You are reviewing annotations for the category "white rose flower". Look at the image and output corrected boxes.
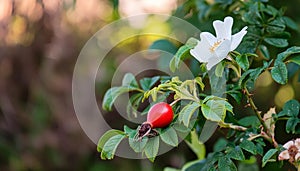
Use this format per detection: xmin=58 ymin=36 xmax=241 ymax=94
xmin=190 ymin=16 xmax=248 ymax=70
xmin=278 ymin=138 xmax=300 ymax=162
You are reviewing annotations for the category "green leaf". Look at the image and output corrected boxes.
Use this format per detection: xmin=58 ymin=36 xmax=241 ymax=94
xmin=101 ymin=134 xmax=126 ymax=160
xmin=262 ymin=149 xmax=278 ymax=167
xmin=149 ymin=39 xmax=177 ymax=54
xmin=238 ymin=116 xmax=260 ymax=127
xmin=280 ymin=99 xmax=300 ymax=117
xmin=102 ymin=86 xmax=134 ymax=111
xmin=226 ymin=146 xmax=245 ymax=161
xmin=139 ymin=76 xmax=160 ymax=91
xmin=124 ymin=125 xmax=149 ymax=153
xmin=144 ymin=136 xmax=160 ymax=162
xmin=240 ymin=140 xmax=257 ymax=155
xmin=124 ymin=125 xmax=135 ymax=135
xmin=164 ymin=167 xmax=181 ymax=171
xmin=173 ymin=122 xmax=190 ymax=133
xmin=195 ymin=77 xmax=205 ymax=91
xmin=160 ymin=127 xmax=178 ymax=147
xmin=169 ymin=38 xmax=198 ymax=72
xmin=182 ymin=159 xmax=206 ymax=171
xmin=201 ymin=100 xmax=226 ymax=122
xmin=215 ymin=62 xmax=225 ymax=77
xmin=129 ymin=136 xmax=148 ymax=153
xmin=264 ymin=38 xmax=288 ymax=48
xmin=286 ymin=117 xmax=300 ymax=134
xmin=258 ymin=45 xmax=270 ymax=60
xmin=122 ymin=73 xmax=138 ymax=88
xmin=218 ymin=157 xmax=237 ymax=171
xmin=266 ymin=18 xmax=285 ymax=33
xmin=271 ymin=61 xmax=287 ymax=84
xmin=178 ymin=102 xmax=200 ymax=127
xmin=289 ymin=55 xmax=300 ymax=65
xmin=97 ymin=129 xmax=125 ymax=152
xmin=236 ymin=54 xmax=250 ymax=71
xmin=283 ymin=16 xmax=299 ymax=31
xmin=242 ymin=3 xmax=261 ymax=25
xmin=227 ymin=90 xmax=242 ymax=104
xmin=213 ymin=138 xmax=228 ymax=152
xmin=277 ymin=46 xmax=300 ymax=61
xmin=239 ymin=61 xmax=271 ymax=88
xmin=126 ymin=93 xmax=143 ymax=118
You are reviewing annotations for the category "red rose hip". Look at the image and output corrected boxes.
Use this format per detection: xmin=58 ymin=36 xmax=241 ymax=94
xmin=146 ymin=102 xmax=174 ymax=128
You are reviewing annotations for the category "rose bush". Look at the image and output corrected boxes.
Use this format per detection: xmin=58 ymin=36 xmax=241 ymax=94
xmin=97 ymin=0 xmax=300 ymax=170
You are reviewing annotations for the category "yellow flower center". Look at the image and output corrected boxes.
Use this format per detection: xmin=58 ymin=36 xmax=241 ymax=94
xmin=209 ymin=40 xmax=222 ymax=52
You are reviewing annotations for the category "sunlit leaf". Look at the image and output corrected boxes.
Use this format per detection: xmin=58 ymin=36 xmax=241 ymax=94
xmin=122 ymin=73 xmax=138 ymax=88
xmin=170 ymin=38 xmax=198 ymax=72
xmin=97 ymin=129 xmax=125 ymax=152
xmin=102 ymin=86 xmax=139 ymax=111
xmin=139 ymin=76 xmax=160 ymax=91
xmin=178 ymin=102 xmax=200 ymax=127
xmin=201 ymin=100 xmax=226 ymax=122
xmin=101 ymin=134 xmax=126 ymax=160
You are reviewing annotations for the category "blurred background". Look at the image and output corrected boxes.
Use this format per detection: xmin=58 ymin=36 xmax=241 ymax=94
xmin=0 ymin=0 xmax=299 ymax=171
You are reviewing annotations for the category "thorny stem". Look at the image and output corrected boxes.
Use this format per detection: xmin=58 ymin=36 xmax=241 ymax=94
xmin=244 ymin=88 xmax=278 ymax=147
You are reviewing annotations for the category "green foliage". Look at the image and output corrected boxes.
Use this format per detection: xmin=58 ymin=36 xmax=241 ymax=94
xmin=201 ymin=97 xmax=233 ymax=122
xmin=270 ymin=46 xmax=300 ymax=84
xmin=178 ymin=102 xmax=201 ymax=127
xmin=97 ymin=130 xmax=126 ymax=160
xmin=277 ymin=100 xmax=300 ymax=133
xmin=159 ymin=127 xmax=178 ymax=147
xmin=218 ymin=157 xmax=237 ymax=171
xmin=262 ymin=149 xmax=278 ymax=167
xmin=170 ymin=38 xmax=198 ymax=72
xmin=144 ymin=136 xmax=160 ymax=162
xmin=98 ymin=0 xmax=300 ymax=170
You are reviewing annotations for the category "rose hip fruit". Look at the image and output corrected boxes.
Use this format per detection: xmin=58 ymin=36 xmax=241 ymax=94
xmin=145 ymin=102 xmax=174 ymax=128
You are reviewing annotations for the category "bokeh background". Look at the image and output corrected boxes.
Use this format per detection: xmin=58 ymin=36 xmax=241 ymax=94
xmin=0 ymin=0 xmax=299 ymax=171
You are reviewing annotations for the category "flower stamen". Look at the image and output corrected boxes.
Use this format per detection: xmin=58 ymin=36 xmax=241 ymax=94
xmin=209 ymin=41 xmax=222 ymax=52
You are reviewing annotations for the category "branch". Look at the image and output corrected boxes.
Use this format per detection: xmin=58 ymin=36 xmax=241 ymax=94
xmin=244 ymin=88 xmax=269 ymax=134
xmin=219 ymin=122 xmax=247 ymax=131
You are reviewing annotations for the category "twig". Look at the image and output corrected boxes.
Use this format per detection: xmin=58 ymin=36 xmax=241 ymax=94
xmin=244 ymin=88 xmax=269 ymax=134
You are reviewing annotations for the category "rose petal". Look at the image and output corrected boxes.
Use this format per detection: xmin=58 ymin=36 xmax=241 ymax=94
xmin=283 ymin=140 xmax=294 ymax=149
xmin=230 ymin=26 xmax=248 ymax=51
xmin=213 ymin=16 xmax=233 ymax=40
xmin=206 ymin=55 xmax=222 ymax=70
xmin=190 ymin=38 xmax=212 ymax=63
xmin=295 ymin=138 xmax=300 ymax=149
xmin=200 ymin=32 xmax=217 ymax=46
xmin=214 ymin=39 xmax=231 ymax=59
xmin=278 ymin=150 xmax=290 ymax=160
